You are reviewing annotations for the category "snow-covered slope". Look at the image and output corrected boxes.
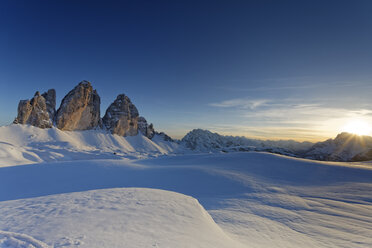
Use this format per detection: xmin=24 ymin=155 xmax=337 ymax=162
xmin=0 ymin=188 xmax=242 ymax=248
xmin=0 ymin=124 xmax=180 ymax=166
xmin=181 ymin=129 xmax=313 ymax=155
xmin=1 ymin=153 xmax=372 ymax=247
xmin=1 ymin=125 xmax=372 ymax=247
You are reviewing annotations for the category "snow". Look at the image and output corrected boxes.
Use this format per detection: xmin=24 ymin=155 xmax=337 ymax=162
xmin=1 ymin=125 xmax=372 ymax=247
xmin=0 ymin=124 xmax=179 ymax=166
xmin=0 ymin=188 xmax=242 ymax=248
xmin=181 ymin=129 xmax=313 ymax=155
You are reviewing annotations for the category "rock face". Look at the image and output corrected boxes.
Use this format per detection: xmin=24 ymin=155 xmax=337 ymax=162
xmin=138 ymin=116 xmax=155 ymax=139
xmin=13 ymin=80 xmax=168 ymax=140
xmin=41 ymin=89 xmax=56 ymax=121
xmin=13 ymin=91 xmax=53 ymax=128
xmin=102 ymin=94 xmax=139 ymax=136
xmin=55 ymin=81 xmax=101 ymax=131
xmin=156 ymin=131 xmax=173 ymax=142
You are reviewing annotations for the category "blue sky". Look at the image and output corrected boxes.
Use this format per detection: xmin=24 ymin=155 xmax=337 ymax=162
xmin=1 ymin=0 xmax=372 ymax=140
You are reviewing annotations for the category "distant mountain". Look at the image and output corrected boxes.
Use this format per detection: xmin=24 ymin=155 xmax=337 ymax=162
xmin=304 ymin=132 xmax=372 ymax=162
xmin=180 ymin=129 xmax=372 ymax=162
xmin=180 ymin=129 xmax=313 ymax=156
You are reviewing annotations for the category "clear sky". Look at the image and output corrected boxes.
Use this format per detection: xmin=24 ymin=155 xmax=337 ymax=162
xmin=1 ymin=0 xmax=372 ymax=141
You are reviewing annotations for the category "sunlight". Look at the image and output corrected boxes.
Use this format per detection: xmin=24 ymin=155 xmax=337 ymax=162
xmin=342 ymin=120 xmax=371 ymax=136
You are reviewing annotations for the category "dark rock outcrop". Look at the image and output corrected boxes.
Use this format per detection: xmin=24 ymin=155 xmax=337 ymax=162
xmin=138 ymin=116 xmax=155 ymax=139
xmin=41 ymin=89 xmax=56 ymax=122
xmin=351 ymin=148 xmax=372 ymax=162
xmin=102 ymin=94 xmax=139 ymax=136
xmin=13 ymin=91 xmax=53 ymax=128
xmin=156 ymin=131 xmax=173 ymax=142
xmin=55 ymin=81 xmax=101 ymax=131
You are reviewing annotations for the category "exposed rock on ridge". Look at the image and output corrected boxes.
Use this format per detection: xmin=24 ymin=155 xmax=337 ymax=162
xmin=42 ymin=89 xmax=56 ymax=121
xmin=102 ymin=94 xmax=139 ymax=136
xmin=13 ymin=90 xmax=54 ymax=128
xmin=55 ymin=81 xmax=101 ymax=131
xmin=138 ymin=116 xmax=155 ymax=139
xmin=155 ymin=131 xmax=173 ymax=142
xmin=13 ymin=80 xmax=168 ymax=140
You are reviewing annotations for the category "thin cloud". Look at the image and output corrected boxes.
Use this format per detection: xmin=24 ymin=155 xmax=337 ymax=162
xmin=209 ymin=98 xmax=269 ymax=109
xmin=206 ymin=97 xmax=372 ymax=141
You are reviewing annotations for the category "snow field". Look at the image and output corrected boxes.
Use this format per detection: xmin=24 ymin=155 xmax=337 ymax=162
xmin=1 ymin=125 xmax=372 ymax=247
xmin=0 ymin=188 xmax=243 ymax=248
xmin=0 ymin=125 xmax=180 ymax=167
xmin=1 ymin=153 xmax=372 ymax=247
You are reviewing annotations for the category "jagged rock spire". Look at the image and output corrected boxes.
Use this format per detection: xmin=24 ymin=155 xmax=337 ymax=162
xmin=13 ymin=89 xmax=55 ymax=128
xmin=55 ymin=81 xmax=101 ymax=131
xmin=102 ymin=94 xmax=139 ymax=136
xmin=13 ymin=80 xmax=166 ymax=140
xmin=42 ymin=89 xmax=56 ymax=121
xmin=138 ymin=116 xmax=155 ymax=139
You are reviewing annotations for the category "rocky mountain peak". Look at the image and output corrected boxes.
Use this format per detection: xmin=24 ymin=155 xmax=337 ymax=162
xmin=55 ymin=81 xmax=101 ymax=131
xmin=79 ymin=80 xmax=91 ymax=86
xmin=13 ymin=80 xmax=166 ymax=140
xmin=102 ymin=94 xmax=139 ymax=136
xmin=13 ymin=90 xmax=54 ymax=128
xmin=42 ymin=89 xmax=56 ymax=122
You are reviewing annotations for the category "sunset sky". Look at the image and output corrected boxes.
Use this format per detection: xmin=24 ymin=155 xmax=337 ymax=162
xmin=1 ymin=0 xmax=372 ymax=141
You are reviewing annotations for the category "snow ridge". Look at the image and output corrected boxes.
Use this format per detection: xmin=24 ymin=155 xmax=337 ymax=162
xmin=0 ymin=230 xmax=51 ymax=248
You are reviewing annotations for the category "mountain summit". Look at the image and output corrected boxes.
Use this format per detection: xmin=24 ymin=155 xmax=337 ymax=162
xmin=13 ymin=81 xmax=159 ymax=139
xmin=56 ymin=81 xmax=101 ymax=131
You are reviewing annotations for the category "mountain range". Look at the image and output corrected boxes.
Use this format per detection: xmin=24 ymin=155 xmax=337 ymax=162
xmin=2 ymin=81 xmax=372 ymax=247
xmin=181 ymin=129 xmax=372 ymax=162
xmin=13 ymin=80 xmax=171 ymax=141
xmin=7 ymin=80 xmax=372 ymax=163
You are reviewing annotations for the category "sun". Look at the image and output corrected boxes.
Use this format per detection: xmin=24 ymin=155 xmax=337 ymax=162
xmin=341 ymin=120 xmax=371 ymax=136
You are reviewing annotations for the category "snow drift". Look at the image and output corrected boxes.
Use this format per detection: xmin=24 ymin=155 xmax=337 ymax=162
xmin=0 ymin=188 xmax=243 ymax=248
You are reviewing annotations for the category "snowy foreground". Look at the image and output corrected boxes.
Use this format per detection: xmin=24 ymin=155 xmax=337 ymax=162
xmin=0 ymin=188 xmax=241 ymax=248
xmin=1 ymin=126 xmax=372 ymax=247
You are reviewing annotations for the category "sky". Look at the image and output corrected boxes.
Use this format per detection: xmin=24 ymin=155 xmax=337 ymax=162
xmin=1 ymin=0 xmax=372 ymax=141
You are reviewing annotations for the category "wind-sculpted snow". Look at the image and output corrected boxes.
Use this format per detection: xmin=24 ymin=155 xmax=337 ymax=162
xmin=0 ymin=188 xmax=243 ymax=248
xmin=0 ymin=231 xmax=51 ymax=248
xmin=1 ymin=153 xmax=372 ymax=247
